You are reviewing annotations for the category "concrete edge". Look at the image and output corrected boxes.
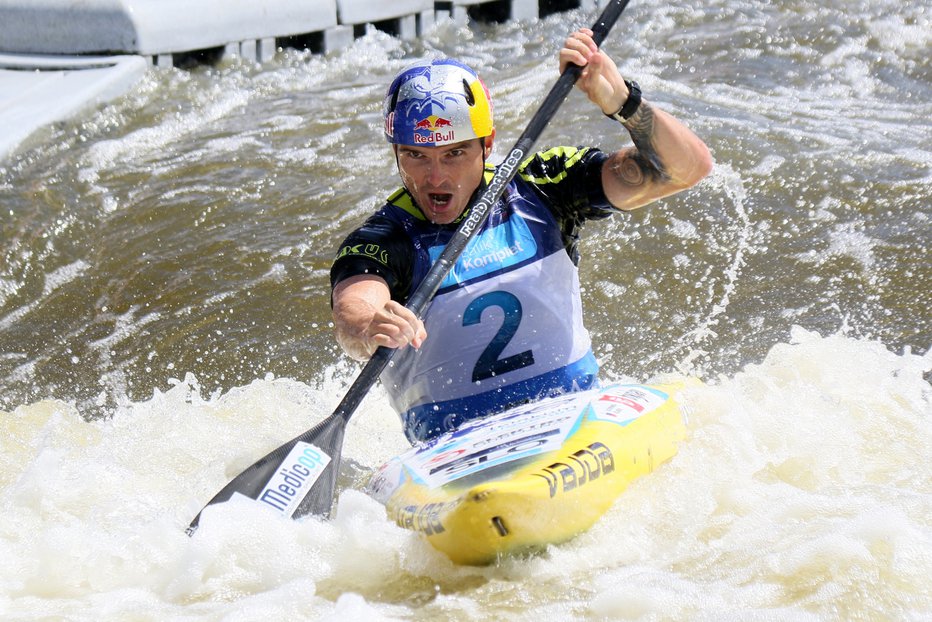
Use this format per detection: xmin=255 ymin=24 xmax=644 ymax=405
xmin=0 ymin=54 xmax=147 ymax=161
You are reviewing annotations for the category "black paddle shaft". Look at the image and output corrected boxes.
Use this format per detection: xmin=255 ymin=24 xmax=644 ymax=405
xmin=187 ymin=0 xmax=632 ymax=533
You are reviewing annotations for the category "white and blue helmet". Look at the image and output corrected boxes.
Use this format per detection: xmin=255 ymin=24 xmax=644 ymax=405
xmin=383 ymin=58 xmax=494 ymax=147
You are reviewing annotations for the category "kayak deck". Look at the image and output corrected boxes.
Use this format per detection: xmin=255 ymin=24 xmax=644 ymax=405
xmin=367 ymin=382 xmax=690 ymax=565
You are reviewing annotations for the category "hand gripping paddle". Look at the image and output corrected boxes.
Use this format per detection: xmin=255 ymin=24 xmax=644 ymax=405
xmin=187 ymin=0 xmax=632 ymax=535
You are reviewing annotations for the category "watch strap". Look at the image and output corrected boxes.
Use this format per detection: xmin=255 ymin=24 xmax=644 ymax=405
xmin=606 ymin=80 xmax=642 ymax=123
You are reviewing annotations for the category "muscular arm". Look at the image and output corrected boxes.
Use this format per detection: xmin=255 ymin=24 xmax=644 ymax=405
xmin=560 ymin=28 xmax=713 ymax=211
xmin=331 ymin=274 xmax=426 ymax=361
xmin=601 ymin=102 xmax=712 ymax=210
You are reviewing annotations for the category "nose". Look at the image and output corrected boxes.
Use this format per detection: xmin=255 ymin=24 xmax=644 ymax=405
xmin=425 ymin=159 xmax=446 ymax=186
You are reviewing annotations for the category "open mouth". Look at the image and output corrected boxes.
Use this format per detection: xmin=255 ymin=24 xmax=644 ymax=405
xmin=428 ymin=193 xmax=453 ymax=209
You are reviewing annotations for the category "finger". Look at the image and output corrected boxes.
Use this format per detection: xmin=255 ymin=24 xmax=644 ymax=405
xmin=411 ymin=323 xmax=427 ymax=349
xmin=371 ymin=321 xmax=414 ymax=349
xmin=385 ymin=303 xmax=424 ymax=337
xmin=560 ymin=32 xmax=600 ymax=74
xmin=559 ymin=48 xmax=586 ymax=72
xmin=569 ymin=29 xmax=597 ymax=54
xmin=374 ymin=302 xmax=423 ymax=349
xmin=563 ymin=34 xmax=593 ymax=57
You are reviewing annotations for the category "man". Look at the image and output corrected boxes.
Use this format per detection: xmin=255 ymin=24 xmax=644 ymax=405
xmin=330 ymin=28 xmax=712 ymax=443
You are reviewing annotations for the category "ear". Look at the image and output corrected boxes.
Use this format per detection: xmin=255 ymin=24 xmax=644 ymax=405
xmin=483 ymin=129 xmax=496 ymax=158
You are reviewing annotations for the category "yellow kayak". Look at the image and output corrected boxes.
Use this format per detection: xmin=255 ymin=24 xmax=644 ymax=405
xmin=366 ymin=382 xmax=691 ymax=565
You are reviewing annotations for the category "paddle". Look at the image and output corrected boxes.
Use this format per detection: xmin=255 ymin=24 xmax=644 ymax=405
xmin=186 ymin=0 xmax=632 ymax=536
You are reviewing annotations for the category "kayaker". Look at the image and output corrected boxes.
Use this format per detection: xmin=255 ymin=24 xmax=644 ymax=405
xmin=330 ymin=28 xmax=712 ymax=443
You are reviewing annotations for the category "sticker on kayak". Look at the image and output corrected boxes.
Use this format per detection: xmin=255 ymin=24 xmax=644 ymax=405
xmin=590 ymin=385 xmax=669 ymax=425
xmin=256 ymin=441 xmax=331 ymax=518
xmin=405 ymin=394 xmax=586 ymax=488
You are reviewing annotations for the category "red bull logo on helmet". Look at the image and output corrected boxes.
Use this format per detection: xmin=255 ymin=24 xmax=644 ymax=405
xmin=413 ymin=115 xmax=455 ymax=144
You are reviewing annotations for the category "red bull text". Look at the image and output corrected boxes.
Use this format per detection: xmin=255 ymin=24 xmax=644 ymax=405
xmin=414 ymin=115 xmax=456 ymax=144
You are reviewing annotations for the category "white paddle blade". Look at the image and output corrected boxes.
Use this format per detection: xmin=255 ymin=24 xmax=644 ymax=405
xmin=186 ymin=414 xmax=346 ymax=535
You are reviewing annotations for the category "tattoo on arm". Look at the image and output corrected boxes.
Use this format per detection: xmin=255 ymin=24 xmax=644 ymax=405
xmin=609 ymin=103 xmax=669 ymax=187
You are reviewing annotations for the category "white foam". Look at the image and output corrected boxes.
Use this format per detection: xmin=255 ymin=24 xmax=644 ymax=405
xmin=1 ymin=332 xmax=929 ymax=619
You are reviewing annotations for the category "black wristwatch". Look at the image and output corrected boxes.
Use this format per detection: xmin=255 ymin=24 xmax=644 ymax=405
xmin=606 ymin=80 xmax=642 ymax=123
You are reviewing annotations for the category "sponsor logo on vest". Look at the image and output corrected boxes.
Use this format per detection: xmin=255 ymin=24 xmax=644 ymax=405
xmin=258 ymin=442 xmax=331 ymax=517
xmin=430 ymin=209 xmax=536 ymax=287
xmin=461 ymin=240 xmax=525 ymax=270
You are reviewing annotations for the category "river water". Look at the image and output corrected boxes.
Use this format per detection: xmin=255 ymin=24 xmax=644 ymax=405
xmin=1 ymin=1 xmax=930 ymax=620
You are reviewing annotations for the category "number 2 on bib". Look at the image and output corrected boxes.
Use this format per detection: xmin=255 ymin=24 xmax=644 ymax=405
xmin=463 ymin=291 xmax=535 ymax=382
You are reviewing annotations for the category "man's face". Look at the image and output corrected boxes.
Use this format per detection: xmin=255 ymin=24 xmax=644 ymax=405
xmin=395 ymin=135 xmax=494 ymax=225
